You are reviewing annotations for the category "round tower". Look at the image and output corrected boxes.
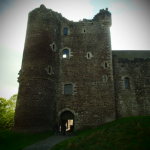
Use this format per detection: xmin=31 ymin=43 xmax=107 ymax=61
xmin=93 ymin=8 xmax=112 ymax=27
xmin=14 ymin=5 xmax=61 ymax=132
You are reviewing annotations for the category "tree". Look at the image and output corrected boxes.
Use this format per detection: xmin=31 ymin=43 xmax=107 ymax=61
xmin=0 ymin=94 xmax=17 ymax=129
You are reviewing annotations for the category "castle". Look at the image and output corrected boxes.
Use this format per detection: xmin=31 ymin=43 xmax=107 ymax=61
xmin=14 ymin=5 xmax=150 ymax=132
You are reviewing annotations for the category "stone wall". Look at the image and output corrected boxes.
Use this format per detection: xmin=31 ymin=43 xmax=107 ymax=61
xmin=14 ymin=5 xmax=150 ymax=133
xmin=14 ymin=5 xmax=116 ymax=132
xmin=56 ymin=9 xmax=116 ymax=130
xmin=113 ymin=51 xmax=150 ymax=118
xmin=14 ymin=5 xmax=62 ymax=132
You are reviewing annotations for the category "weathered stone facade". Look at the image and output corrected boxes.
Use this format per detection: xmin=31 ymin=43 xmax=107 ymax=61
xmin=14 ymin=5 xmax=150 ymax=132
xmin=113 ymin=51 xmax=150 ymax=117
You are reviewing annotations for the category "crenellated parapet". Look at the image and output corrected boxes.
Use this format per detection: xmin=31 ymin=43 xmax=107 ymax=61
xmin=93 ymin=8 xmax=112 ymax=27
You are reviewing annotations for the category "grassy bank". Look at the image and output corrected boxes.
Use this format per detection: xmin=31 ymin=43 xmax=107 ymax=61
xmin=0 ymin=129 xmax=52 ymax=150
xmin=52 ymin=116 xmax=150 ymax=150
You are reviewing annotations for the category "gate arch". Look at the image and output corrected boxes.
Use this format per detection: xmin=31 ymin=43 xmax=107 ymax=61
xmin=59 ymin=110 xmax=75 ymax=134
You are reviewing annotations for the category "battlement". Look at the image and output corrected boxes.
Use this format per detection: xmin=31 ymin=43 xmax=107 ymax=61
xmin=93 ymin=8 xmax=112 ymax=26
xmin=29 ymin=5 xmax=111 ymax=27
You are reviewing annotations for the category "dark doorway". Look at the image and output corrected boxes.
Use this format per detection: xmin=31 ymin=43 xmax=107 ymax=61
xmin=59 ymin=111 xmax=74 ymax=135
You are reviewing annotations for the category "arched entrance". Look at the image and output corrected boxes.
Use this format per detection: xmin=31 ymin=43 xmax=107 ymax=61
xmin=59 ymin=111 xmax=74 ymax=135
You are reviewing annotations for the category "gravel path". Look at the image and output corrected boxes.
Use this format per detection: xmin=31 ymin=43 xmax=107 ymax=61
xmin=23 ymin=135 xmax=72 ymax=150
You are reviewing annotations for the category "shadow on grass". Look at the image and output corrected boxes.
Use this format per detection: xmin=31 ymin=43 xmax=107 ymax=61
xmin=0 ymin=129 xmax=52 ymax=150
xmin=51 ymin=116 xmax=150 ymax=150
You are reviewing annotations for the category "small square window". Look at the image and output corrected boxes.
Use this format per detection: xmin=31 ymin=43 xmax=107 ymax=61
xmin=64 ymin=84 xmax=73 ymax=95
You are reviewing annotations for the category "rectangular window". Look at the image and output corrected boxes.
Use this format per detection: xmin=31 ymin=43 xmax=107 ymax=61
xmin=124 ymin=77 xmax=130 ymax=89
xmin=64 ymin=84 xmax=73 ymax=95
xmin=63 ymin=27 xmax=68 ymax=35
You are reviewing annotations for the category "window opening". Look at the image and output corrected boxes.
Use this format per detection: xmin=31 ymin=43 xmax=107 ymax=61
xmin=86 ymin=52 xmax=93 ymax=59
xmin=63 ymin=27 xmax=68 ymax=35
xmin=50 ymin=42 xmax=56 ymax=52
xmin=45 ymin=65 xmax=54 ymax=75
xmin=102 ymin=75 xmax=108 ymax=82
xmin=105 ymin=62 xmax=108 ymax=68
xmin=124 ymin=77 xmax=130 ymax=89
xmin=64 ymin=84 xmax=73 ymax=95
xmin=62 ymin=49 xmax=69 ymax=59
xmin=52 ymin=44 xmax=55 ymax=50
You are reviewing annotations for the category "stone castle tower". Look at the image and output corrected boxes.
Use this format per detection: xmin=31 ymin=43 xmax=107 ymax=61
xmin=14 ymin=5 xmax=150 ymax=132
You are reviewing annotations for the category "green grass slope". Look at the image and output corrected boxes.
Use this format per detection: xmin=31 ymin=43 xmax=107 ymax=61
xmin=0 ymin=130 xmax=52 ymax=150
xmin=52 ymin=116 xmax=150 ymax=150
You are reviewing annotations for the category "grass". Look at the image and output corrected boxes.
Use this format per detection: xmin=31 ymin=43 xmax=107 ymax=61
xmin=51 ymin=116 xmax=150 ymax=150
xmin=0 ymin=129 xmax=52 ymax=150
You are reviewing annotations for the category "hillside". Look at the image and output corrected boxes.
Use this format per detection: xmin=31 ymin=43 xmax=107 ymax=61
xmin=51 ymin=116 xmax=150 ymax=150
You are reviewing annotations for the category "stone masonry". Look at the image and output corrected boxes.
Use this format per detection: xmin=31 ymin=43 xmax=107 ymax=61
xmin=14 ymin=5 xmax=150 ymax=132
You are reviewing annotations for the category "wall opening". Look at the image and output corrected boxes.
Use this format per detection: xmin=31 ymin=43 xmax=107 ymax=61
xmin=124 ymin=77 xmax=130 ymax=89
xmin=59 ymin=111 xmax=74 ymax=135
xmin=86 ymin=52 xmax=93 ymax=59
xmin=64 ymin=84 xmax=73 ymax=95
xmin=105 ymin=62 xmax=108 ymax=68
xmin=50 ymin=42 xmax=56 ymax=52
xmin=62 ymin=49 xmax=69 ymax=59
xmin=63 ymin=27 xmax=69 ymax=35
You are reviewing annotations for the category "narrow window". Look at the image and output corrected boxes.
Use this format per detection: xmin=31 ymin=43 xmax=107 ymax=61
xmin=50 ymin=42 xmax=56 ymax=52
xmin=86 ymin=52 xmax=93 ymax=59
xmin=45 ymin=65 xmax=54 ymax=75
xmin=62 ymin=49 xmax=69 ymax=59
xmin=124 ymin=77 xmax=130 ymax=89
xmin=52 ymin=44 xmax=55 ymax=50
xmin=63 ymin=27 xmax=68 ymax=35
xmin=105 ymin=62 xmax=108 ymax=68
xmin=64 ymin=84 xmax=73 ymax=95
xmin=102 ymin=75 xmax=108 ymax=82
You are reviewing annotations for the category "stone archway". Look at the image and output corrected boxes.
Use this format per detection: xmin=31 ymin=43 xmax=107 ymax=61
xmin=59 ymin=111 xmax=74 ymax=134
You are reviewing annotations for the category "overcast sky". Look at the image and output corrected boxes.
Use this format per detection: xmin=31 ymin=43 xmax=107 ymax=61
xmin=0 ymin=0 xmax=150 ymax=98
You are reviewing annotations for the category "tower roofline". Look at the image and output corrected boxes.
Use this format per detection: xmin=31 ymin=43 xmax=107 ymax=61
xmin=29 ymin=5 xmax=111 ymax=24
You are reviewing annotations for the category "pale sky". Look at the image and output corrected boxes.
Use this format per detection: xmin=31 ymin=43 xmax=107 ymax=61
xmin=0 ymin=0 xmax=150 ymax=98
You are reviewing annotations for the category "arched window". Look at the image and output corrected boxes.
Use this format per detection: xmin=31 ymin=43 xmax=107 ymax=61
xmin=63 ymin=27 xmax=68 ymax=35
xmin=124 ymin=77 xmax=130 ymax=89
xmin=62 ymin=49 xmax=69 ymax=59
xmin=64 ymin=84 xmax=73 ymax=95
